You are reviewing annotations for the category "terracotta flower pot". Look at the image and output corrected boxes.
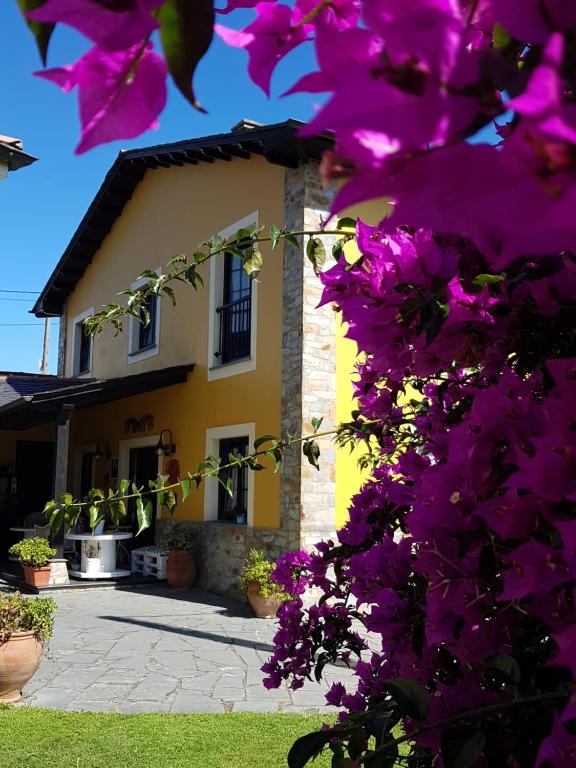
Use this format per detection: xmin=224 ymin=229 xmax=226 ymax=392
xmin=246 ymin=581 xmax=282 ymax=619
xmin=166 ymin=549 xmax=196 ymax=589
xmin=23 ymin=565 xmax=51 ymax=588
xmin=0 ymin=631 xmax=43 ymax=702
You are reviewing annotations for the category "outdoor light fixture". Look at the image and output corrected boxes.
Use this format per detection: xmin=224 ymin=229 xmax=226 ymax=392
xmin=155 ymin=429 xmax=176 ymax=457
xmin=93 ymin=439 xmax=110 ymax=460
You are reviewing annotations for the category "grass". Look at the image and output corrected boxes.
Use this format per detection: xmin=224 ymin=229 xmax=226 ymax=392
xmin=0 ymin=708 xmax=333 ymax=768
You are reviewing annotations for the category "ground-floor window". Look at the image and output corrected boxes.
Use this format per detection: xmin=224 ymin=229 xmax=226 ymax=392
xmin=217 ymin=436 xmax=249 ymax=524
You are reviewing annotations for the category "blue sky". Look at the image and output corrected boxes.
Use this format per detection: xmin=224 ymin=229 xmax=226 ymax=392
xmin=0 ymin=3 xmax=320 ymax=374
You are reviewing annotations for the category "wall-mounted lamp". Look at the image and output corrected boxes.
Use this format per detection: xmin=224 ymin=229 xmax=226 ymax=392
xmin=93 ymin=439 xmax=110 ymax=460
xmin=155 ymin=429 xmax=176 ymax=457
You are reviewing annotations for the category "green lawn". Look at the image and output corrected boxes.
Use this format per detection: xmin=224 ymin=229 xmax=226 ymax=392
xmin=0 ymin=708 xmax=333 ymax=768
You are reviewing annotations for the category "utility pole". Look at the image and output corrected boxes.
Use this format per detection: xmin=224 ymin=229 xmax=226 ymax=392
xmin=40 ymin=317 xmax=50 ymax=374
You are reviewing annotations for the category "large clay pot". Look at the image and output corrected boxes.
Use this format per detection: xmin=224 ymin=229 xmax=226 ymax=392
xmin=0 ymin=632 xmax=43 ymax=702
xmin=246 ymin=581 xmax=282 ymax=619
xmin=166 ymin=549 xmax=196 ymax=589
xmin=23 ymin=565 xmax=51 ymax=588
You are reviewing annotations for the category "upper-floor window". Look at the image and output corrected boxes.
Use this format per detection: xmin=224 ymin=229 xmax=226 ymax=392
xmin=216 ymin=250 xmax=252 ymax=364
xmin=137 ymin=293 xmax=158 ymax=352
xmin=128 ymin=271 xmax=161 ymax=364
xmin=72 ymin=308 xmax=94 ymax=377
xmin=208 ymin=213 xmax=258 ymax=381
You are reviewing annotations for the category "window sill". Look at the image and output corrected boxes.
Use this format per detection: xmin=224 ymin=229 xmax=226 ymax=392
xmin=128 ymin=345 xmax=159 ymax=364
xmin=209 ymin=356 xmax=251 ymax=372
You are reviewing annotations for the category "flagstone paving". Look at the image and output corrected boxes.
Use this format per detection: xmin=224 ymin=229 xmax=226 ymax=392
xmin=20 ymin=586 xmax=356 ymax=714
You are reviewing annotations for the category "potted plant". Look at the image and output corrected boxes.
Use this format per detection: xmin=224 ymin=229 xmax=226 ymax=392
xmin=0 ymin=591 xmax=57 ymax=702
xmin=8 ymin=538 xmax=57 ymax=588
xmin=158 ymin=523 xmax=197 ymax=589
xmin=240 ymin=549 xmax=290 ymax=619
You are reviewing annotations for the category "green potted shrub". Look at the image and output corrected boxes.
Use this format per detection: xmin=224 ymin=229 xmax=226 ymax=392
xmin=240 ymin=549 xmax=290 ymax=618
xmin=0 ymin=591 xmax=57 ymax=702
xmin=158 ymin=523 xmax=197 ymax=589
xmin=8 ymin=537 xmax=56 ymax=588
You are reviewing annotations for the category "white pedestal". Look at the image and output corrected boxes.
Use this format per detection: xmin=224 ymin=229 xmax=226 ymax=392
xmin=65 ymin=533 xmax=133 ymax=580
xmin=48 ymin=558 xmax=70 ymax=586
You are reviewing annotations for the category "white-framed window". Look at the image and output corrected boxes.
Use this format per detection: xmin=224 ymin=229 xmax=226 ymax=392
xmin=71 ymin=307 xmax=94 ymax=377
xmin=128 ymin=269 xmax=161 ymax=364
xmin=207 ymin=212 xmax=258 ymax=381
xmin=204 ymin=423 xmax=255 ymax=526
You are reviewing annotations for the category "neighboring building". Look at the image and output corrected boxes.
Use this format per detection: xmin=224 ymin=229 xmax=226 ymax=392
xmin=0 ymin=119 xmax=365 ymax=596
xmin=0 ymin=135 xmax=37 ymax=179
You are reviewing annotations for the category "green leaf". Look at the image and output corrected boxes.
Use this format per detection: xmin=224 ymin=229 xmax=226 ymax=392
xmin=242 ymin=247 xmax=263 ymax=279
xmin=486 ymin=654 xmax=521 ymax=685
xmin=136 ymin=498 xmax=154 ymax=537
xmin=332 ymin=241 xmax=343 ymax=262
xmin=472 ymin=273 xmax=505 ymax=290
xmin=17 ymin=0 xmax=54 ymax=65
xmin=266 ymin=448 xmax=283 ymax=473
xmin=303 ymin=439 xmax=321 ymax=470
xmin=306 ymin=237 xmax=326 ymax=274
xmin=119 ymin=479 xmax=129 ymax=495
xmin=386 ymin=678 xmax=429 ymax=721
xmin=218 ymin=472 xmax=234 ymax=499
xmin=337 ymin=217 xmax=356 ymax=230
xmin=89 ymin=504 xmax=104 ymax=533
xmin=159 ymin=490 xmax=177 ymax=513
xmin=162 ymin=286 xmax=177 ymax=307
xmin=492 ymin=22 xmax=511 ymax=49
xmin=270 ymin=224 xmax=282 ymax=249
xmin=254 ymin=434 xmax=277 ymax=451
xmin=288 ymin=731 xmax=332 ymax=768
xmin=157 ymin=0 xmax=214 ymax=112
xmin=180 ymin=477 xmax=192 ymax=501
xmin=283 ymin=233 xmax=300 ymax=248
xmin=442 ymin=728 xmax=485 ymax=768
xmin=48 ymin=506 xmax=64 ymax=535
xmin=311 ymin=416 xmax=323 ymax=432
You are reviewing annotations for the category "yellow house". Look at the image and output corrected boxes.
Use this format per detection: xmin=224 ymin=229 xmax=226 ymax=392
xmin=0 ymin=119 xmax=363 ymax=595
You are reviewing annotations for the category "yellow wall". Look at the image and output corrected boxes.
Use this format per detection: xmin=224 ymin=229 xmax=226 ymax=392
xmin=65 ymin=155 xmax=285 ymax=382
xmin=64 ymin=156 xmax=286 ymax=529
xmin=68 ymin=378 xmax=281 ymax=528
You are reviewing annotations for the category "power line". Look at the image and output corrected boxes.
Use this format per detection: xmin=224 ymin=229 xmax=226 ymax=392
xmin=0 ymin=290 xmax=40 ymax=295
xmin=0 ymin=323 xmax=44 ymax=327
xmin=0 ymin=297 xmax=37 ymax=302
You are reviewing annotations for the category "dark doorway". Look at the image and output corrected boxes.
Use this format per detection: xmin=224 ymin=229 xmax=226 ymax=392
xmin=128 ymin=446 xmax=158 ymax=547
xmin=15 ymin=441 xmax=54 ymax=525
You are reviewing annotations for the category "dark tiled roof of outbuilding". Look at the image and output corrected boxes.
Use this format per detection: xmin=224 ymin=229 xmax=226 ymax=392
xmin=33 ymin=119 xmax=332 ymax=318
xmin=0 ymin=373 xmax=86 ymax=409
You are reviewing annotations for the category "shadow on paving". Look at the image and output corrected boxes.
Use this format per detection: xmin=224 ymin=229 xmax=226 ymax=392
xmin=115 ymin=585 xmax=254 ymax=618
xmin=99 ymin=615 xmax=275 ymax=654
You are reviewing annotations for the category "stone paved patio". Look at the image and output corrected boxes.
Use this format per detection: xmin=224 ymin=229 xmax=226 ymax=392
xmin=20 ymin=586 xmax=356 ymax=714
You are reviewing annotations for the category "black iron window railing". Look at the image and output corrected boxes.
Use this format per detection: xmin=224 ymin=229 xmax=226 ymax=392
xmin=216 ymin=295 xmax=251 ymax=363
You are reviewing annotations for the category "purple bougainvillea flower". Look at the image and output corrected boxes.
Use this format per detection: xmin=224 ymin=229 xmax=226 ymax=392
xmin=494 ymin=0 xmax=576 ymax=44
xmin=28 ymin=0 xmax=162 ymax=52
xmin=508 ymin=33 xmax=576 ymax=144
xmin=36 ymin=42 xmax=167 ymax=154
xmin=536 ymin=715 xmax=576 ymax=767
xmin=216 ymin=3 xmax=310 ymax=96
xmin=362 ymin=0 xmax=463 ymax=79
xmin=501 ymin=540 xmax=572 ymax=601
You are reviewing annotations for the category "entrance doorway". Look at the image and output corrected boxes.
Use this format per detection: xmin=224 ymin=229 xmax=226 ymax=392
xmin=128 ymin=445 xmax=158 ymax=547
xmin=119 ymin=436 xmax=162 ymax=550
xmin=14 ymin=441 xmax=54 ymax=524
